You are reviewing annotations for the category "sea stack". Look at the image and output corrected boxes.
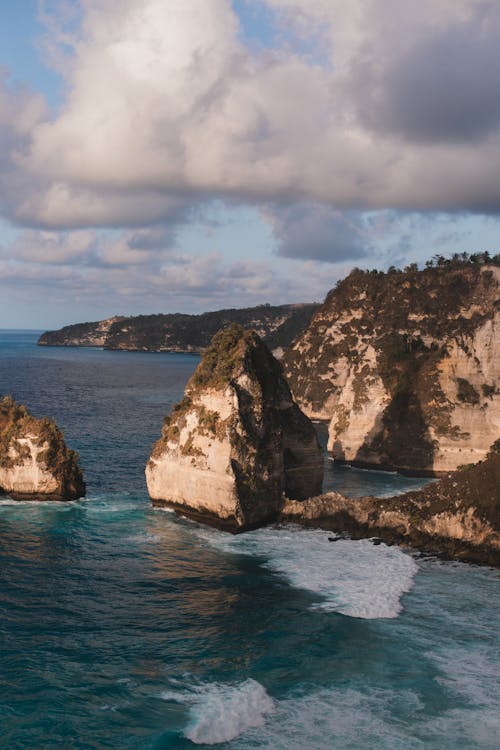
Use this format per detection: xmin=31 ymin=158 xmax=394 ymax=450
xmin=0 ymin=396 xmax=85 ymax=501
xmin=146 ymin=325 xmax=323 ymax=530
xmin=284 ymin=260 xmax=500 ymax=474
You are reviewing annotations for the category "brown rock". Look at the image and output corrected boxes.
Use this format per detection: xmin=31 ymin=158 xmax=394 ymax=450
xmin=146 ymin=325 xmax=323 ymax=530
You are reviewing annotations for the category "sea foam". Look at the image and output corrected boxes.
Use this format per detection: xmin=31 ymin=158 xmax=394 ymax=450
xmin=197 ymin=526 xmax=418 ymax=619
xmin=160 ymin=678 xmax=274 ymax=745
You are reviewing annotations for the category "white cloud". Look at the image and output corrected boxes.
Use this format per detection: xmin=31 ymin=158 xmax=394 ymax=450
xmin=0 ymin=0 xmax=496 ymax=234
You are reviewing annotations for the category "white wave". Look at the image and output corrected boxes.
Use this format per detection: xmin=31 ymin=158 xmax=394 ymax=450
xmin=160 ymin=678 xmax=274 ymax=745
xmin=232 ymin=683 xmax=500 ymax=750
xmin=429 ymin=646 xmax=500 ymax=710
xmin=197 ymin=526 xmax=418 ymax=619
xmin=234 ymin=686 xmax=423 ymax=750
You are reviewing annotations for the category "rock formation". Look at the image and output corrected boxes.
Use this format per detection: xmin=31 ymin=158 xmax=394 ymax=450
xmin=146 ymin=325 xmax=323 ymax=530
xmin=38 ymin=303 xmax=318 ymax=354
xmin=0 ymin=396 xmax=85 ymax=500
xmin=38 ymin=316 xmax=124 ymax=348
xmin=284 ymin=260 xmax=500 ymax=474
xmin=281 ymin=440 xmax=500 ymax=566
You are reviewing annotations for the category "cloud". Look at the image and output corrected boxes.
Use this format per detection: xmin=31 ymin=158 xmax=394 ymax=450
xmin=0 ymin=226 xmax=335 ymax=315
xmin=7 ymin=229 xmax=97 ymax=264
xmin=0 ymin=0 xmax=496 ymax=235
xmin=266 ymin=203 xmax=369 ymax=262
xmin=350 ymin=4 xmax=500 ymax=144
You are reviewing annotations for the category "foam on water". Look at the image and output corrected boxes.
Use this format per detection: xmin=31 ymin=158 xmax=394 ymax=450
xmin=429 ymin=645 xmax=500 ymax=711
xmin=160 ymin=678 xmax=274 ymax=745
xmin=197 ymin=525 xmax=418 ymax=619
xmin=235 ymin=686 xmax=423 ymax=750
xmin=233 ymin=682 xmax=500 ymax=750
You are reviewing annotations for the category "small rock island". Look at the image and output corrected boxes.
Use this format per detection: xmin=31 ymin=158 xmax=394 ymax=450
xmin=0 ymin=396 xmax=85 ymax=501
xmin=146 ymin=325 xmax=324 ymax=530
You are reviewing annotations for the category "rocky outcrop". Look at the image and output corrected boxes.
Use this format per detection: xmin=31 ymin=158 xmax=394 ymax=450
xmin=146 ymin=325 xmax=323 ymax=530
xmin=284 ymin=260 xmax=500 ymax=474
xmin=38 ymin=316 xmax=124 ymax=347
xmin=0 ymin=396 xmax=85 ymax=500
xmin=281 ymin=441 xmax=500 ymax=566
xmin=38 ymin=303 xmax=318 ymax=354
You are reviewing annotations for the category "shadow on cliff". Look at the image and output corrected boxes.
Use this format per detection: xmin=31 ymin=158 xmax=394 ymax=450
xmin=352 ymin=388 xmax=436 ymax=475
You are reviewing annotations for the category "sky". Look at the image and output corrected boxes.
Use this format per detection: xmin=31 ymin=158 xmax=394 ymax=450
xmin=1 ymin=0 xmax=499 ymax=329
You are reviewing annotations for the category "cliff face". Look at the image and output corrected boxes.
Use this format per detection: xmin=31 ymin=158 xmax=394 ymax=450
xmin=284 ymin=262 xmax=500 ymax=474
xmin=0 ymin=397 xmax=85 ymax=500
xmin=282 ymin=441 xmax=500 ymax=566
xmin=146 ymin=325 xmax=323 ymax=530
xmin=38 ymin=304 xmax=319 ymax=354
xmin=38 ymin=316 xmax=124 ymax=347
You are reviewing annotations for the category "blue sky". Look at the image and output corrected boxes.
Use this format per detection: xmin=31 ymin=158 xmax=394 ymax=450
xmin=0 ymin=0 xmax=499 ymax=329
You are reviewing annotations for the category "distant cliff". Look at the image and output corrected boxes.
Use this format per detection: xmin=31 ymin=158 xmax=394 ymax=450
xmin=0 ymin=396 xmax=85 ymax=500
xmin=284 ymin=259 xmax=500 ymax=474
xmin=38 ymin=304 xmax=319 ymax=353
xmin=282 ymin=440 xmax=500 ymax=566
xmin=146 ymin=325 xmax=323 ymax=530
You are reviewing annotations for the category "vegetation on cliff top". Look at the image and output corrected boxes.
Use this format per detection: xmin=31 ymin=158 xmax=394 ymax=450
xmin=39 ymin=303 xmax=319 ymax=352
xmin=284 ymin=257 xmax=499 ymax=470
xmin=387 ymin=439 xmax=500 ymax=526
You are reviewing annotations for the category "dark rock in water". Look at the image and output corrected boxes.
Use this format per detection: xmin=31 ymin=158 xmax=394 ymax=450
xmin=281 ymin=440 xmax=500 ymax=566
xmin=146 ymin=325 xmax=323 ymax=530
xmin=0 ymin=396 xmax=85 ymax=501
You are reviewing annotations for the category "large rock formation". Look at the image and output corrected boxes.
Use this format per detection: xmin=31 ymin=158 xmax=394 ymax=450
xmin=0 ymin=396 xmax=85 ymax=500
xmin=284 ymin=260 xmax=500 ymax=474
xmin=146 ymin=325 xmax=323 ymax=530
xmin=38 ymin=303 xmax=318 ymax=354
xmin=281 ymin=440 xmax=500 ymax=566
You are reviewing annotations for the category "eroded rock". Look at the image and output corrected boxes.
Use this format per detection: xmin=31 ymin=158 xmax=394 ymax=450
xmin=281 ymin=440 xmax=500 ymax=566
xmin=146 ymin=325 xmax=323 ymax=530
xmin=0 ymin=396 xmax=85 ymax=500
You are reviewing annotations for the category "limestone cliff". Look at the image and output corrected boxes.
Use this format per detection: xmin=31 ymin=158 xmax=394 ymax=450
xmin=284 ymin=260 xmax=500 ymax=474
xmin=146 ymin=325 xmax=323 ymax=530
xmin=281 ymin=440 xmax=500 ymax=566
xmin=0 ymin=396 xmax=85 ymax=500
xmin=38 ymin=316 xmax=124 ymax=347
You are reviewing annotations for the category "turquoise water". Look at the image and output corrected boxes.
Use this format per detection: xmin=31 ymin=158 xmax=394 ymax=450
xmin=0 ymin=331 xmax=498 ymax=749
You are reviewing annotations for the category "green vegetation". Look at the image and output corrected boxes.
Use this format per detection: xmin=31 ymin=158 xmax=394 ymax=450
xmin=284 ymin=257 xmax=498 ymax=469
xmin=190 ymin=325 xmax=247 ymax=389
xmin=40 ymin=303 xmax=319 ymax=352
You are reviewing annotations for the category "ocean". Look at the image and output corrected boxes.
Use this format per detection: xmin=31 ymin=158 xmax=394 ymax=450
xmin=0 ymin=330 xmax=498 ymax=749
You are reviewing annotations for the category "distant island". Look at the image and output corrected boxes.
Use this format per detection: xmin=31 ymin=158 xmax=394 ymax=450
xmin=38 ymin=303 xmax=319 ymax=354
